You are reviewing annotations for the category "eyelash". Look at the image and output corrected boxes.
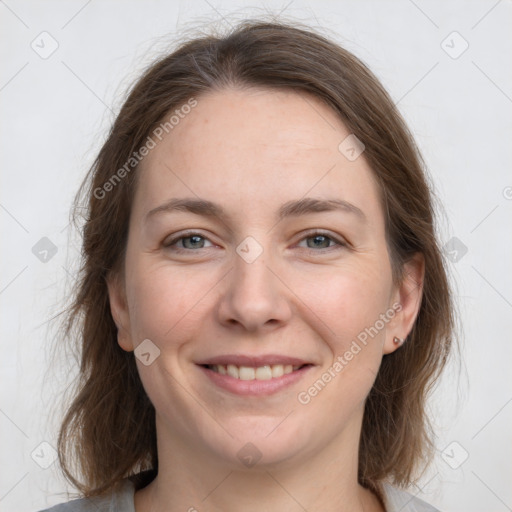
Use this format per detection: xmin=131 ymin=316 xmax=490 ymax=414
xmin=162 ymin=230 xmax=347 ymax=254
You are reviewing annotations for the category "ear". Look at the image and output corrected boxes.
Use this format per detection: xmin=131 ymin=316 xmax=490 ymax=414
xmin=383 ymin=252 xmax=425 ymax=355
xmin=106 ymin=272 xmax=134 ymax=352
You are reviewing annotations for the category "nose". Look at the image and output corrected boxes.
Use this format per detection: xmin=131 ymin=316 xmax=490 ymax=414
xmin=216 ymin=245 xmax=292 ymax=333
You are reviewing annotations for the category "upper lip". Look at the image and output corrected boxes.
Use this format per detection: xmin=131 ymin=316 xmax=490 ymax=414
xmin=196 ymin=354 xmax=312 ymax=367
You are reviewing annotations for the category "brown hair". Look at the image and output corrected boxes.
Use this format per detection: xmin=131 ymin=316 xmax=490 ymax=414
xmin=57 ymin=18 xmax=455 ymax=499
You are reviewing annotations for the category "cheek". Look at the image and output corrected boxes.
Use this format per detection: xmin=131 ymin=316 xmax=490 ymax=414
xmin=298 ymin=260 xmax=392 ymax=344
xmin=125 ymin=259 xmax=214 ymax=343
xmin=294 ymin=268 xmax=391 ymax=416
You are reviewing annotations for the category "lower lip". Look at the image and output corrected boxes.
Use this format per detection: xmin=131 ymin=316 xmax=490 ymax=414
xmin=197 ymin=365 xmax=313 ymax=396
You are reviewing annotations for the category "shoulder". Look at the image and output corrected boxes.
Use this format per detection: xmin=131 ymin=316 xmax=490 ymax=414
xmin=36 ymin=477 xmax=441 ymax=512
xmin=381 ymin=482 xmax=442 ymax=512
xmin=35 ymin=479 xmax=135 ymax=512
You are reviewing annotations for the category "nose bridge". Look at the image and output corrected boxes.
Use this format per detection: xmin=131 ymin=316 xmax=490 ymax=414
xmin=217 ymin=237 xmax=291 ymax=331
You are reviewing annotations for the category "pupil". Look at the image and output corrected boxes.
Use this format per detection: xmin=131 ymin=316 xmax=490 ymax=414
xmin=185 ymin=236 xmax=203 ymax=249
xmin=309 ymin=235 xmax=329 ymax=248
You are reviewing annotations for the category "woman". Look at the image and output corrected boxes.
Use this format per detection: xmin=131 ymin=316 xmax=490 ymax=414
xmin=40 ymin=19 xmax=454 ymax=512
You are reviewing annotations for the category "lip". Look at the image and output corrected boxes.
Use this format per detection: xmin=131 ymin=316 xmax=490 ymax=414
xmin=195 ymin=354 xmax=311 ymax=367
xmin=196 ymin=361 xmax=314 ymax=397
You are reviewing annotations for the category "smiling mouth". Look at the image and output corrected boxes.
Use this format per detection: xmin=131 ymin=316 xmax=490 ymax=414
xmin=202 ymin=364 xmax=311 ymax=381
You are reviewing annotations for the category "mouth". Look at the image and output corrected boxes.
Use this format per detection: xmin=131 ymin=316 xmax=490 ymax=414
xmin=202 ymin=363 xmax=311 ymax=381
xmin=195 ymin=355 xmax=314 ymax=396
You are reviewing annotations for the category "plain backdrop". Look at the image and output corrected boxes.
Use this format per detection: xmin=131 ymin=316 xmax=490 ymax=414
xmin=1 ymin=1 xmax=511 ymax=511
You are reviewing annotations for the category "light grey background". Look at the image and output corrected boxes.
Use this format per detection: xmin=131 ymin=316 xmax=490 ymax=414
xmin=1 ymin=1 xmax=511 ymax=511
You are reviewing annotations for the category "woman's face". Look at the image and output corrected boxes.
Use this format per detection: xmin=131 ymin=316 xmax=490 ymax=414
xmin=109 ymin=87 xmax=422 ymax=470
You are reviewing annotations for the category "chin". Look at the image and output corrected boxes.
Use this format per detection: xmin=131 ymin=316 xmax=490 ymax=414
xmin=209 ymin=416 xmax=313 ymax=469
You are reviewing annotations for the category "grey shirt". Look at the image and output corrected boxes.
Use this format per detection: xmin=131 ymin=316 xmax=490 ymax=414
xmin=37 ymin=478 xmax=440 ymax=512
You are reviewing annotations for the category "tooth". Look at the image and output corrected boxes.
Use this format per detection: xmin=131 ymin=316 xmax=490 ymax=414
xmin=227 ymin=364 xmax=239 ymax=378
xmin=271 ymin=364 xmax=284 ymax=378
xmin=214 ymin=363 xmax=303 ymax=379
xmin=255 ymin=365 xmax=272 ymax=380
xmin=239 ymin=366 xmax=255 ymax=380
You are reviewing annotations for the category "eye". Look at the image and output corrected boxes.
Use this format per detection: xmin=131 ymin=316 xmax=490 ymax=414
xmin=162 ymin=230 xmax=347 ymax=254
xmin=296 ymin=231 xmax=346 ymax=251
xmin=163 ymin=232 xmax=215 ymax=251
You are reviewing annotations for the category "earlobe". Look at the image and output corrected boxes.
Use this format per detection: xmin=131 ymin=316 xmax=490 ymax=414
xmin=383 ymin=253 xmax=425 ymax=355
xmin=116 ymin=328 xmax=134 ymax=352
xmin=106 ymin=273 xmax=134 ymax=352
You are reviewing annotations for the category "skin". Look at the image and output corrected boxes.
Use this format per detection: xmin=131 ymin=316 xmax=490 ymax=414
xmin=108 ymin=87 xmax=424 ymax=512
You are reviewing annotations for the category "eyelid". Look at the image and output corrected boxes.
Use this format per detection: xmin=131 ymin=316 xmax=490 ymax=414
xmin=162 ymin=229 xmax=216 ymax=249
xmin=163 ymin=229 xmax=348 ymax=252
xmin=294 ymin=229 xmax=348 ymax=250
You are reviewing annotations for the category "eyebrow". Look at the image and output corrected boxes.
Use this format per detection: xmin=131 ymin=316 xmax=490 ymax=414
xmin=145 ymin=197 xmax=367 ymax=224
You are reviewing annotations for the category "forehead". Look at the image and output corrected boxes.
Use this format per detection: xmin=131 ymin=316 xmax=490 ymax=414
xmin=133 ymin=87 xmax=383 ymax=226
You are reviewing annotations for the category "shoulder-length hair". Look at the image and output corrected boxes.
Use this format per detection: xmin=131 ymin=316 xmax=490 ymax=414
xmin=57 ymin=18 xmax=455 ymax=498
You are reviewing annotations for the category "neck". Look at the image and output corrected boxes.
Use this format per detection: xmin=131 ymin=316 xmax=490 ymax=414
xmin=134 ymin=412 xmax=384 ymax=512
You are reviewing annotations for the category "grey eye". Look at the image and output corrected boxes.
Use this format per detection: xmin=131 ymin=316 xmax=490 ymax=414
xmin=181 ymin=235 xmax=207 ymax=249
xmin=305 ymin=235 xmax=333 ymax=249
xmin=163 ymin=233 xmax=214 ymax=251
